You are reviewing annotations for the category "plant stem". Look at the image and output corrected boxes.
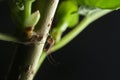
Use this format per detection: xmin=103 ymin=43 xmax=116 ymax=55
xmin=0 ymin=33 xmax=18 ymax=42
xmin=6 ymin=43 xmax=46 ymax=80
xmin=24 ymin=1 xmax=32 ymax=19
xmin=35 ymin=9 xmax=112 ymax=76
xmin=50 ymin=9 xmax=112 ymax=53
xmin=52 ymin=22 xmax=68 ymax=43
xmin=35 ymin=52 xmax=47 ymax=75
xmin=6 ymin=0 xmax=59 ymax=80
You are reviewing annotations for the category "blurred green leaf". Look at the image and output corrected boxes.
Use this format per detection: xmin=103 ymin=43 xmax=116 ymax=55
xmin=56 ymin=1 xmax=79 ymax=28
xmin=70 ymin=0 xmax=120 ymax=9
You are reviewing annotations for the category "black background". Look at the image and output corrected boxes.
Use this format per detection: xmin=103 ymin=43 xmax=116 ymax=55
xmin=0 ymin=1 xmax=120 ymax=80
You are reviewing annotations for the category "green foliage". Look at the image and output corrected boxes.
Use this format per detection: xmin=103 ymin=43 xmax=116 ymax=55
xmin=9 ymin=0 xmax=40 ymax=39
xmin=9 ymin=0 xmax=40 ymax=29
xmin=52 ymin=1 xmax=79 ymax=43
xmin=52 ymin=0 xmax=120 ymax=43
xmin=24 ymin=10 xmax=40 ymax=28
xmin=56 ymin=1 xmax=79 ymax=28
xmin=69 ymin=0 xmax=120 ymax=9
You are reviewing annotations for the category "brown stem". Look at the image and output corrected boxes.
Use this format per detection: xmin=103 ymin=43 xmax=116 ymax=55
xmin=6 ymin=43 xmax=44 ymax=80
xmin=6 ymin=0 xmax=59 ymax=80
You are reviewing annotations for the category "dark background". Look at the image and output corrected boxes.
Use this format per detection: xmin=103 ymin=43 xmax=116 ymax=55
xmin=0 ymin=1 xmax=120 ymax=80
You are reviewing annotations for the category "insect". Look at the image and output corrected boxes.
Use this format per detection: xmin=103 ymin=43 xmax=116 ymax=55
xmin=44 ymin=35 xmax=54 ymax=54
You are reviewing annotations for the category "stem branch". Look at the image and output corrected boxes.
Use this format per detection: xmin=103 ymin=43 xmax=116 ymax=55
xmin=50 ymin=9 xmax=112 ymax=53
xmin=6 ymin=0 xmax=59 ymax=80
xmin=0 ymin=33 xmax=18 ymax=42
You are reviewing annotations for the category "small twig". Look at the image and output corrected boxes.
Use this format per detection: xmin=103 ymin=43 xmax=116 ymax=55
xmin=0 ymin=33 xmax=18 ymax=42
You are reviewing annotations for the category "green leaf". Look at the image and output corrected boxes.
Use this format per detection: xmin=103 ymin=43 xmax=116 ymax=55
xmin=52 ymin=1 xmax=79 ymax=43
xmin=70 ymin=0 xmax=120 ymax=9
xmin=24 ymin=10 xmax=40 ymax=27
xmin=9 ymin=0 xmax=35 ymax=28
xmin=56 ymin=1 xmax=79 ymax=28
